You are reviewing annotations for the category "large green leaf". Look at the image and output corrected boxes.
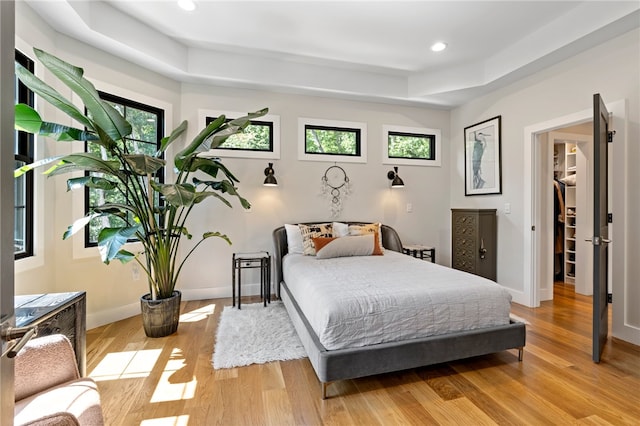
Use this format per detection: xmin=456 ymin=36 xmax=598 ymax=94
xmin=15 ymin=63 xmax=93 ymax=129
xmin=62 ymin=213 xmax=101 ymax=240
xmin=14 ymin=156 xmax=63 ymax=178
xmin=151 ymin=181 xmax=196 ymax=207
xmin=44 ymin=153 xmax=121 ymax=177
xmin=112 ymin=249 xmax=136 ymax=264
xmin=34 ymin=48 xmax=132 ymax=142
xmin=15 ymin=103 xmax=98 ymax=141
xmin=208 ymin=124 xmax=242 ymax=149
xmin=97 ymin=226 xmax=140 ymax=264
xmin=39 ymin=122 xmax=99 ymax=142
xmin=203 ymin=231 xmax=231 ymax=245
xmin=174 ymin=115 xmax=226 ymax=170
xmin=66 ymin=176 xmax=117 ymax=192
xmin=159 ymin=120 xmax=187 ymax=154
xmin=189 ymin=158 xmax=239 ymax=182
xmin=192 ymin=191 xmax=232 ymax=208
xmin=14 ymin=103 xmax=43 ymax=134
xmin=124 ymin=154 xmax=166 ymax=176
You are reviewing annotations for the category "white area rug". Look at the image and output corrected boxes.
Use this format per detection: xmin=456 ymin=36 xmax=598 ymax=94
xmin=212 ymin=301 xmax=307 ymax=369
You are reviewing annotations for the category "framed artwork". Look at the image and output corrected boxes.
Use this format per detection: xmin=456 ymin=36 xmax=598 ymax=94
xmin=464 ymin=116 xmax=502 ymax=195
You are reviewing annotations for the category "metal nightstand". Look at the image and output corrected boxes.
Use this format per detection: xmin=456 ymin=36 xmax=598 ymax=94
xmin=232 ymin=251 xmax=271 ymax=309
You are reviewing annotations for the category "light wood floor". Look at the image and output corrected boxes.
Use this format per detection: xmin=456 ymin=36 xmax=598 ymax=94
xmin=87 ymin=283 xmax=640 ymax=425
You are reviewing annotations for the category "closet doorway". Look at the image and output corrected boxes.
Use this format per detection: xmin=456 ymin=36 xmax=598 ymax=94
xmin=543 ymin=127 xmax=593 ymax=300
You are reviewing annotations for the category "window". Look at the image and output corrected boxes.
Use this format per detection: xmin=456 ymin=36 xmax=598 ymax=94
xmin=206 ymin=117 xmax=273 ymax=151
xmin=200 ymin=109 xmax=280 ymax=159
xmin=298 ymin=118 xmax=367 ymax=163
xmin=85 ymin=92 xmax=164 ymax=246
xmin=382 ymin=125 xmax=441 ymax=167
xmin=15 ymin=50 xmax=34 ymax=259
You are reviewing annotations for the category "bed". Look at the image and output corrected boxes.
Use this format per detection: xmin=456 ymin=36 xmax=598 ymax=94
xmin=273 ymin=222 xmax=526 ymax=399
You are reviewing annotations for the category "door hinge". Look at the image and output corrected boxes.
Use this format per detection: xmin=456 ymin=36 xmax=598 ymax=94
xmin=607 ymin=293 xmax=612 ymax=303
xmin=607 ymin=130 xmax=616 ymax=142
xmin=608 ymin=213 xmax=613 ymax=223
xmin=531 ymin=225 xmax=535 ymax=231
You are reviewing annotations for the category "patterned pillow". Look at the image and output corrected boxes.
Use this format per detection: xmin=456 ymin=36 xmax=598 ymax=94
xmin=348 ymin=223 xmax=384 ymax=254
xmin=299 ymin=223 xmax=333 ymax=255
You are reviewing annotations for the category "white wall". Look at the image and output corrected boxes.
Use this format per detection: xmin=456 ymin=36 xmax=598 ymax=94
xmin=450 ymin=29 xmax=639 ymax=342
xmin=176 ymin=85 xmax=451 ymax=298
xmin=14 ymin=4 xmax=450 ymax=328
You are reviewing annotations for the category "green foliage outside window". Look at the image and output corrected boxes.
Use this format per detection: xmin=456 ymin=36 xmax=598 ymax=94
xmin=388 ymin=132 xmax=435 ymax=160
xmin=208 ymin=117 xmax=272 ymax=151
xmin=305 ymin=125 xmax=360 ymax=156
xmin=87 ymin=99 xmax=161 ymax=245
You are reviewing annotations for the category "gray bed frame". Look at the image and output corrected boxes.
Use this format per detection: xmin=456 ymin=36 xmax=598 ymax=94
xmin=273 ymin=222 xmax=526 ymax=399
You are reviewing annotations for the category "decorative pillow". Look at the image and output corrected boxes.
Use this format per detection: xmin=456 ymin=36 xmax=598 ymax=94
xmin=313 ymin=234 xmax=378 ymax=259
xmin=332 ymin=222 xmax=349 ymax=237
xmin=348 ymin=223 xmax=384 ymax=254
xmin=299 ymin=223 xmax=333 ymax=255
xmin=284 ymin=224 xmax=304 ymax=254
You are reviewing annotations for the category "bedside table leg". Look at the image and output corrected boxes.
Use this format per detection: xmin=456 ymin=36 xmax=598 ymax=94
xmin=232 ymin=255 xmax=236 ymax=307
xmin=238 ymin=266 xmax=242 ymax=310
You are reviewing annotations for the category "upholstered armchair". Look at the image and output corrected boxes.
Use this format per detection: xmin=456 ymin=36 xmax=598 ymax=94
xmin=14 ymin=334 xmax=104 ymax=426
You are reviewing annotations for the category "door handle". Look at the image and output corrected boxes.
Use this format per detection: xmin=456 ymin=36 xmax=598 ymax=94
xmin=479 ymin=238 xmax=487 ymax=259
xmin=1 ymin=325 xmax=37 ymax=358
xmin=585 ymin=237 xmax=612 ymax=245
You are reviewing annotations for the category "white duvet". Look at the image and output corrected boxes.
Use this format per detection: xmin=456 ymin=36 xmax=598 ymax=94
xmin=283 ymin=251 xmax=512 ymax=350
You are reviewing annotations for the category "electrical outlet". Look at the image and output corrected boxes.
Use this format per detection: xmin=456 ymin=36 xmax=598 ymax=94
xmin=406 ymin=203 xmax=413 ymax=213
xmin=504 ymin=203 xmax=511 ymax=214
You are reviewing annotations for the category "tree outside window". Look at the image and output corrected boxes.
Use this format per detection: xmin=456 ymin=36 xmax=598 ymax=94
xmin=85 ymin=93 xmax=164 ymax=246
xmin=388 ymin=131 xmax=435 ymax=161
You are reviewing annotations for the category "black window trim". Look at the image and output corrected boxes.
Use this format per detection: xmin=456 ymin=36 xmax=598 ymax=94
xmin=304 ymin=124 xmax=362 ymax=157
xmin=15 ymin=49 xmax=35 ymax=260
xmin=387 ymin=130 xmax=436 ymax=161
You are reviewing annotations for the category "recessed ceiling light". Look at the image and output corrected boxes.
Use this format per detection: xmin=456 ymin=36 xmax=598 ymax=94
xmin=177 ymin=0 xmax=196 ymax=11
xmin=431 ymin=42 xmax=447 ymax=52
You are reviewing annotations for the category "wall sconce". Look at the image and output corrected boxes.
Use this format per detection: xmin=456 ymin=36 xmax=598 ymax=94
xmin=387 ymin=166 xmax=405 ymax=188
xmin=263 ymin=162 xmax=278 ymax=186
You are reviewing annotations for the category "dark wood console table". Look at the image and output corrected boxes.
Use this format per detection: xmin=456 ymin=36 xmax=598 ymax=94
xmin=15 ymin=292 xmax=86 ymax=376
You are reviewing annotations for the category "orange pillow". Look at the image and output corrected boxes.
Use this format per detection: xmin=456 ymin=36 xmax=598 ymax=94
xmin=312 ymin=236 xmax=337 ymax=252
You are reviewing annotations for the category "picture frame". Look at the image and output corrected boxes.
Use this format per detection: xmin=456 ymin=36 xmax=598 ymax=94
xmin=464 ymin=116 xmax=502 ymax=195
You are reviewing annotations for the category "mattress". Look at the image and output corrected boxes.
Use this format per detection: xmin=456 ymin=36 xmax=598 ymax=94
xmin=282 ymin=250 xmax=512 ymax=350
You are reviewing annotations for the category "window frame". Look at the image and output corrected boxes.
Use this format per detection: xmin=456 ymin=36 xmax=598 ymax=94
xmin=15 ymin=49 xmax=35 ymax=260
xmin=382 ymin=125 xmax=441 ymax=167
xmin=199 ymin=109 xmax=281 ymax=159
xmin=298 ymin=117 xmax=367 ymax=163
xmin=84 ymin=91 xmax=165 ymax=248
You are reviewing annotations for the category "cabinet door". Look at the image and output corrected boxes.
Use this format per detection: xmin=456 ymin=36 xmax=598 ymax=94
xmin=476 ymin=213 xmax=497 ymax=281
xmin=452 ymin=212 xmax=477 ymax=273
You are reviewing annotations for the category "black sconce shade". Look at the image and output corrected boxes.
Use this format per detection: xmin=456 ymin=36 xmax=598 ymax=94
xmin=387 ymin=166 xmax=405 ymax=188
xmin=264 ymin=162 xmax=278 ymax=186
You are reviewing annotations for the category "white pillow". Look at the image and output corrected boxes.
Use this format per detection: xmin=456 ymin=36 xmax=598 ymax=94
xmin=284 ymin=224 xmax=304 ymax=254
xmin=332 ymin=222 xmax=349 ymax=237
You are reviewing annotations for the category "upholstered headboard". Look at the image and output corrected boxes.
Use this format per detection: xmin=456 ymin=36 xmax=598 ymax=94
xmin=271 ymin=222 xmax=403 ymax=296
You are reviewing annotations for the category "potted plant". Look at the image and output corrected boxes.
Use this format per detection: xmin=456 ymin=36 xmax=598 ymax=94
xmin=14 ymin=48 xmax=267 ymax=337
